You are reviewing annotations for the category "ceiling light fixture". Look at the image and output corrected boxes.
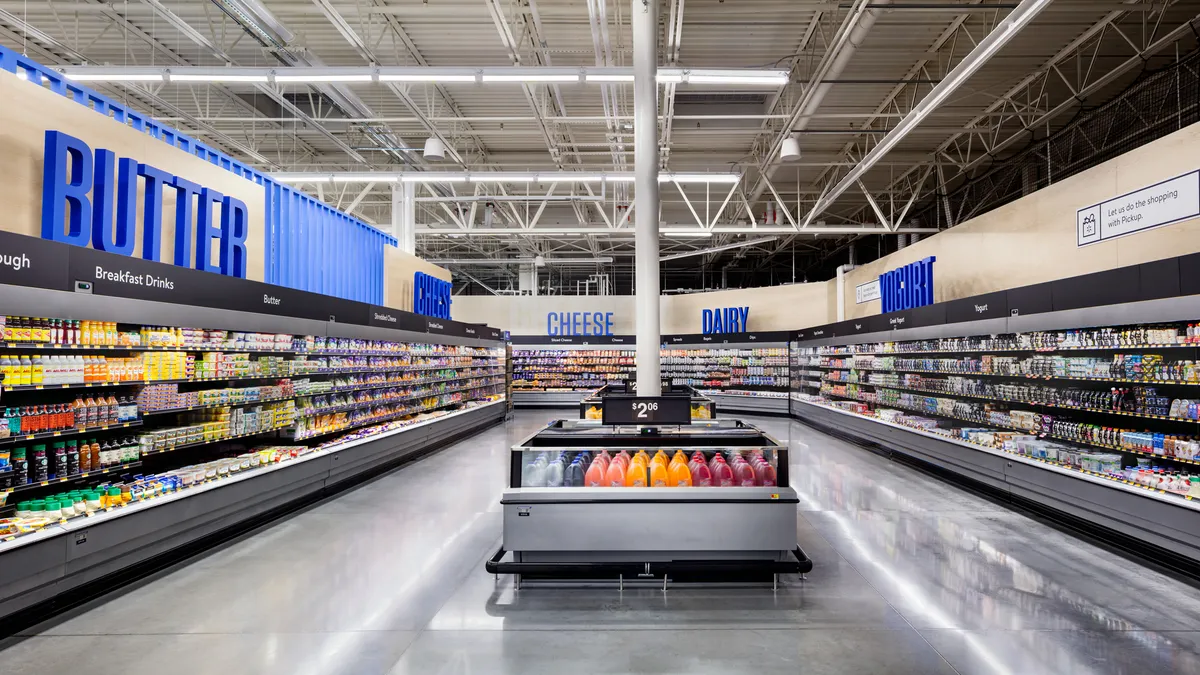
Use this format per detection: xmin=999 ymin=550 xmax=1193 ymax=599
xmin=781 ymin=134 xmax=801 ymax=161
xmin=422 ymin=136 xmax=447 ymax=161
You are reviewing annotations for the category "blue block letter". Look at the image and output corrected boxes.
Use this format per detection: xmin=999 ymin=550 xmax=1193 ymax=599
xmin=91 ymin=151 xmax=137 ymax=255
xmin=194 ymin=187 xmax=225 ymax=273
xmin=42 ymin=131 xmax=93 ymax=246
xmin=137 ymin=163 xmax=173 ymax=262
xmin=221 ymin=196 xmax=249 ymax=278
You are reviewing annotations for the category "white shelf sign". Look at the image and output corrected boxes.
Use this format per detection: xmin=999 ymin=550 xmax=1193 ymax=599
xmin=1077 ymin=170 xmax=1200 ymax=246
xmin=855 ymin=279 xmax=881 ymax=304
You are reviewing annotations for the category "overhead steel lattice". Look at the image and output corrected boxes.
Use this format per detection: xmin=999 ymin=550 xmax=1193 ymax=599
xmin=911 ymin=47 xmax=1200 ymax=229
xmin=0 ymin=0 xmax=1197 ymax=294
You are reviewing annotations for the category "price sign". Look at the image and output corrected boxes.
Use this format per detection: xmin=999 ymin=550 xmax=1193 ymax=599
xmin=601 ymin=396 xmax=691 ymax=426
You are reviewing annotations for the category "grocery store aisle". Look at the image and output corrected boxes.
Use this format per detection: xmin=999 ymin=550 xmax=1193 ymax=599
xmin=3 ymin=411 xmax=1200 ymax=674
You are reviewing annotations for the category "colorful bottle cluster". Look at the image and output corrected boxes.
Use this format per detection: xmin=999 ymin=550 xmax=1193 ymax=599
xmin=522 ymin=449 xmax=777 ymax=488
xmin=1 ymin=436 xmax=141 ymax=486
xmin=1 ymin=395 xmax=136 ymax=436
xmin=0 ymin=317 xmax=119 ymax=345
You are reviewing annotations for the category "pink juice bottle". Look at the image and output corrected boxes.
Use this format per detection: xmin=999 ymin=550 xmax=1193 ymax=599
xmin=754 ymin=461 xmax=778 ymax=487
xmin=605 ymin=460 xmax=627 ymax=487
xmin=710 ymin=457 xmax=734 ymax=487
xmin=690 ymin=460 xmax=713 ymax=487
xmin=585 ymin=460 xmax=607 ymax=487
xmin=733 ymin=459 xmax=758 ymax=487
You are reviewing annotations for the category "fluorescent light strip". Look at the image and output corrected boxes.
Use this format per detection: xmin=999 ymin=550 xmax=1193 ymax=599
xmin=379 ymin=74 xmax=477 ymax=83
xmin=661 ymin=231 xmax=714 ymax=238
xmin=481 ymin=74 xmax=580 ymax=83
xmin=276 ymin=74 xmax=372 ymax=83
xmin=171 ymin=74 xmax=268 ymax=83
xmin=66 ymin=73 xmax=163 ymax=82
xmin=587 ymin=74 xmax=635 ymax=83
xmin=399 ymin=174 xmax=468 ymax=183
xmin=687 ymin=74 xmax=788 ymax=85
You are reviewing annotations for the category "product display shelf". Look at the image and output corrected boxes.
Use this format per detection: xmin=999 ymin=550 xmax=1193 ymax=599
xmin=138 ymin=371 xmax=506 ymax=418
xmin=137 ymin=422 xmax=297 ymax=458
xmin=817 ymin=361 xmax=1200 ymax=387
xmin=797 ymin=396 xmax=1200 ymax=512
xmin=660 ymin=346 xmax=791 ymax=395
xmin=0 ymin=420 xmax=142 ymax=447
xmin=292 ymin=393 xmax=500 ymax=441
xmin=488 ymin=418 xmax=810 ymax=583
xmin=791 ymin=312 xmax=1200 ymax=566
xmin=838 ymin=377 xmax=1200 ymax=426
xmin=0 ymin=399 xmax=505 ymax=623
xmin=512 ymin=348 xmax=636 ymax=393
xmin=297 ymin=379 xmax=506 ymax=416
xmin=3 ymin=461 xmax=142 ymax=498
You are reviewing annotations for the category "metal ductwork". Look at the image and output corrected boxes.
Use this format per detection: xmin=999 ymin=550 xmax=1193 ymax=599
xmin=751 ymin=0 xmax=887 ymax=205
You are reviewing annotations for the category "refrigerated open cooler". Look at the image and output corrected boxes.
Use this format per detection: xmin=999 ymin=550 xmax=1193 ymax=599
xmin=487 ymin=415 xmax=811 ymax=586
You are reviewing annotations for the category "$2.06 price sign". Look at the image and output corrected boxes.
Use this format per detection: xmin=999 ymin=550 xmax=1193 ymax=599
xmin=601 ymin=396 xmax=691 ymax=425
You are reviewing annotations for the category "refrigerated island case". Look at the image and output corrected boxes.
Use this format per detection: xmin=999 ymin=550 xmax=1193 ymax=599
xmin=487 ymin=417 xmax=811 ymax=584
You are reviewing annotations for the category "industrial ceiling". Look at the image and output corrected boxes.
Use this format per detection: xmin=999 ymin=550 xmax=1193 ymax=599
xmin=2 ymin=0 xmax=1198 ymax=293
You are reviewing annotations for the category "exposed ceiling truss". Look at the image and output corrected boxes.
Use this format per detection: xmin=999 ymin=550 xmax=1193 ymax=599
xmin=0 ymin=0 xmax=1195 ymax=292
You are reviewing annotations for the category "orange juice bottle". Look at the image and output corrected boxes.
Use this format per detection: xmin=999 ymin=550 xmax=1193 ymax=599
xmin=625 ymin=458 xmax=647 ymax=487
xmin=650 ymin=460 xmax=669 ymax=487
xmin=669 ymin=460 xmax=692 ymax=487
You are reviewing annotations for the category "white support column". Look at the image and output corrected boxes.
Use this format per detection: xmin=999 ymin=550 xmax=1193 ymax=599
xmin=632 ymin=0 xmax=660 ymax=396
xmin=393 ymin=183 xmax=417 ymax=254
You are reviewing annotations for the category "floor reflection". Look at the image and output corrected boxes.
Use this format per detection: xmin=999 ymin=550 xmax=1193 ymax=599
xmin=767 ymin=416 xmax=1200 ymax=675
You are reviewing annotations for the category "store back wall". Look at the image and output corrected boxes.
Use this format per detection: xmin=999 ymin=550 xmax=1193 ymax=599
xmin=452 ymin=282 xmax=830 ymax=335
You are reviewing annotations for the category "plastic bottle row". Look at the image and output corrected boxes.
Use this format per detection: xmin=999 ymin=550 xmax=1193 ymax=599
xmin=520 ymin=449 xmax=778 ymax=488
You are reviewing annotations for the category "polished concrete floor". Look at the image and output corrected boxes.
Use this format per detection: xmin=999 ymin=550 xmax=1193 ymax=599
xmin=3 ymin=411 xmax=1200 ymax=674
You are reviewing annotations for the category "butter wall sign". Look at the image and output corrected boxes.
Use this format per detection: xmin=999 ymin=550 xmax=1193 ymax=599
xmin=702 ymin=306 xmax=749 ymax=334
xmin=41 ymin=131 xmax=250 ymax=278
xmin=880 ymin=256 xmax=935 ymax=313
xmin=413 ymin=271 xmax=452 ymax=320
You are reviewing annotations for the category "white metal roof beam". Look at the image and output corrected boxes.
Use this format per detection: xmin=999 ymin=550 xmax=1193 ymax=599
xmin=859 ymin=3 xmax=1194 ymax=226
xmin=801 ymin=0 xmax=1054 ymax=224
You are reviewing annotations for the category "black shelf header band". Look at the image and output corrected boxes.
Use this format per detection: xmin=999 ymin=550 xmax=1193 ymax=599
xmin=794 ymin=252 xmax=1199 ymax=343
xmin=0 ymin=230 xmax=502 ymax=342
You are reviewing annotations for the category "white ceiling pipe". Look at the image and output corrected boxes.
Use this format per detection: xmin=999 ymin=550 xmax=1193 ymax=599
xmin=415 ymin=226 xmax=941 ymax=236
xmin=57 ymin=65 xmax=788 ymax=86
xmin=271 ymin=171 xmax=740 ymax=184
xmin=749 ymin=0 xmax=887 ymax=206
xmin=805 ymin=0 xmax=1054 ymax=222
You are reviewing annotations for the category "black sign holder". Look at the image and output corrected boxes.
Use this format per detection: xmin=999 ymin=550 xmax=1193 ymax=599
xmin=600 ymin=395 xmax=692 ymax=427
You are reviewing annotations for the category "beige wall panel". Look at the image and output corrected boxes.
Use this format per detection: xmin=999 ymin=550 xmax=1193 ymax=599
xmin=453 ymin=283 xmax=830 ymax=335
xmin=663 ymin=284 xmax=829 ymax=334
xmin=0 ymin=71 xmax=267 ymax=280
xmin=382 ymin=247 xmax=452 ymax=312
xmin=841 ymin=121 xmax=1200 ymax=322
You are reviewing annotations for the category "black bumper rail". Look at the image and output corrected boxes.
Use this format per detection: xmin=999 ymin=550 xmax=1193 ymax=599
xmin=485 ymin=545 xmax=813 ymax=578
